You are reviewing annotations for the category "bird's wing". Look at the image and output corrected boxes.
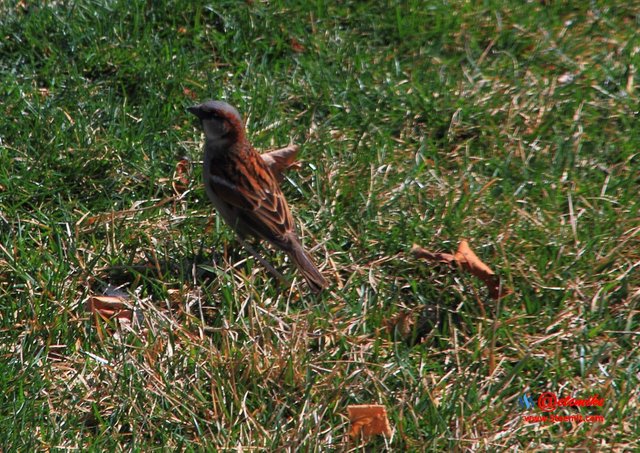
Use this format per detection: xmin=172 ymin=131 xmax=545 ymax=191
xmin=206 ymin=154 xmax=295 ymax=242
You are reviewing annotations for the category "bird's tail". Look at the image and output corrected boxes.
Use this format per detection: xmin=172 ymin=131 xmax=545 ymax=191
xmin=289 ymin=242 xmax=328 ymax=294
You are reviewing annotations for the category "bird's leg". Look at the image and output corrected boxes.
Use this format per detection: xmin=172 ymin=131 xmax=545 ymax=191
xmin=236 ymin=236 xmax=289 ymax=285
xmin=192 ymin=217 xmax=217 ymax=284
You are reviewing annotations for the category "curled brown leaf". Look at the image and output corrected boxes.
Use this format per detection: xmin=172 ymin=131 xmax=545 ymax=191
xmin=172 ymin=158 xmax=192 ymax=195
xmin=85 ymin=295 xmax=133 ymax=322
xmin=412 ymin=240 xmax=512 ymax=299
xmin=183 ymin=87 xmax=198 ymax=100
xmin=347 ymin=405 xmax=392 ymax=439
xmin=289 ymin=37 xmax=305 ymax=53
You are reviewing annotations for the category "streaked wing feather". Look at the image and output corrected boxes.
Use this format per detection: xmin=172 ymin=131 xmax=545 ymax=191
xmin=207 ymin=155 xmax=294 ymax=241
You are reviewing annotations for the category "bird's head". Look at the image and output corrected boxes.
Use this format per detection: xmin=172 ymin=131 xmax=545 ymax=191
xmin=188 ymin=100 xmax=244 ymax=145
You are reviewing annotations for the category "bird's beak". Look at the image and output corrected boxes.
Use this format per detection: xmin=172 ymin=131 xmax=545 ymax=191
xmin=187 ymin=105 xmax=203 ymax=118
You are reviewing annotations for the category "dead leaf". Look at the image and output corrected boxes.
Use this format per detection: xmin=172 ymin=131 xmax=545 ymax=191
xmin=260 ymin=144 xmax=301 ymax=181
xmin=627 ymin=64 xmax=636 ymax=93
xmin=183 ymin=87 xmax=198 ymax=100
xmin=385 ymin=311 xmax=414 ymax=338
xmin=411 ymin=246 xmax=456 ymax=264
xmin=172 ymin=158 xmax=192 ymax=195
xmin=558 ymin=72 xmax=574 ymax=84
xmin=290 ymin=37 xmax=305 ymax=53
xmin=47 ymin=344 xmax=67 ymax=361
xmin=16 ymin=1 xmax=28 ymax=12
xmin=85 ymin=295 xmax=133 ymax=322
xmin=347 ymin=405 xmax=392 ymax=439
xmin=412 ymin=240 xmax=512 ymax=299
xmin=385 ymin=308 xmax=435 ymax=346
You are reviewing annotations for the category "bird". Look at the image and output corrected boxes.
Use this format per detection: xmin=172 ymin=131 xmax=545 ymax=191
xmin=188 ymin=100 xmax=328 ymax=293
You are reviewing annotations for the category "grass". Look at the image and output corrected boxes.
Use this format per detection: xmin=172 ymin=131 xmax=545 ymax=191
xmin=1 ymin=0 xmax=639 ymax=450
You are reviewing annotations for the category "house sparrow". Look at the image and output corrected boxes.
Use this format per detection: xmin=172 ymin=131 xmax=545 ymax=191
xmin=188 ymin=100 xmax=328 ymax=293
